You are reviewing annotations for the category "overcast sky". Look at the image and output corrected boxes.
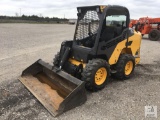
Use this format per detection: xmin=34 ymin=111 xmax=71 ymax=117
xmin=0 ymin=0 xmax=159 ymax=19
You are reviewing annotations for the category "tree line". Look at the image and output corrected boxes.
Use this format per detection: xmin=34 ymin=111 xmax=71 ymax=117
xmin=0 ymin=15 xmax=68 ymax=23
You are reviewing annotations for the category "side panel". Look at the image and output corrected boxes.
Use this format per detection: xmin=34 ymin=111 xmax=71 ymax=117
xmin=108 ymin=39 xmax=127 ymax=65
xmin=96 ymin=29 xmax=128 ymax=63
xmin=108 ymin=31 xmax=142 ymax=65
xmin=141 ymin=25 xmax=152 ymax=34
xmin=127 ymin=31 xmax=142 ymax=64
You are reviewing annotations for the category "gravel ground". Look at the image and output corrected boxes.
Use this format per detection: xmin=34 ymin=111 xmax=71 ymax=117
xmin=0 ymin=23 xmax=160 ymax=120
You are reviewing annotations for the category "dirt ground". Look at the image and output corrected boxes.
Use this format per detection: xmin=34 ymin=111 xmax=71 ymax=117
xmin=0 ymin=23 xmax=160 ymax=120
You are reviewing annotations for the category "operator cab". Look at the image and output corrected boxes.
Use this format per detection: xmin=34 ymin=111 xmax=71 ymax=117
xmin=71 ymin=5 xmax=130 ymax=63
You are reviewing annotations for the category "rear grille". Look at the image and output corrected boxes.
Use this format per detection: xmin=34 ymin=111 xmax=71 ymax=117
xmin=76 ymin=11 xmax=99 ymax=40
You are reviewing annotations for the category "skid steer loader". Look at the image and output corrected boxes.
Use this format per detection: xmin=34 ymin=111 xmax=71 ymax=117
xmin=19 ymin=5 xmax=142 ymax=117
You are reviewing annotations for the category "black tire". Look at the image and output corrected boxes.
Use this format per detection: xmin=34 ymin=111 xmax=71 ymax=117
xmin=149 ymin=29 xmax=160 ymax=41
xmin=53 ymin=52 xmax=60 ymax=66
xmin=81 ymin=59 xmax=110 ymax=91
xmin=113 ymin=54 xmax=135 ymax=80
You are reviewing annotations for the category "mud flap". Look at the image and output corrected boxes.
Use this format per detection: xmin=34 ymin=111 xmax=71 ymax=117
xmin=18 ymin=59 xmax=87 ymax=117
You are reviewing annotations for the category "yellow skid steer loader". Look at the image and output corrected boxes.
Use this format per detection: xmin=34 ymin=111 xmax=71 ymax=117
xmin=19 ymin=5 xmax=142 ymax=117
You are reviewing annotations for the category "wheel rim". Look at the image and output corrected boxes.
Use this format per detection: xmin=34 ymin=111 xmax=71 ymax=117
xmin=95 ymin=67 xmax=107 ymax=85
xmin=125 ymin=61 xmax=133 ymax=75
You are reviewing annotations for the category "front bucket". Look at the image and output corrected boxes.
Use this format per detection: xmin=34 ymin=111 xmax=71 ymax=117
xmin=18 ymin=59 xmax=87 ymax=117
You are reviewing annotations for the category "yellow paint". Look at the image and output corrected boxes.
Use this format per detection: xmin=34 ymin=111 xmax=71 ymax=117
xmin=109 ymin=31 xmax=142 ymax=65
xmin=94 ymin=67 xmax=107 ymax=85
xmin=109 ymin=39 xmax=127 ymax=65
xmin=100 ymin=6 xmax=106 ymax=12
xmin=135 ymin=57 xmax=140 ymax=64
xmin=125 ymin=61 xmax=133 ymax=75
xmin=127 ymin=31 xmax=142 ymax=65
xmin=69 ymin=58 xmax=86 ymax=68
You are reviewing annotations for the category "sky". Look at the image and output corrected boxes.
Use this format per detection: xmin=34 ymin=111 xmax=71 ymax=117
xmin=0 ymin=0 xmax=160 ymax=19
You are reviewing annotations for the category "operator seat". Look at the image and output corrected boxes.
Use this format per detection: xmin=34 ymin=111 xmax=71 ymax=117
xmin=114 ymin=24 xmax=122 ymax=37
xmin=101 ymin=26 xmax=115 ymax=42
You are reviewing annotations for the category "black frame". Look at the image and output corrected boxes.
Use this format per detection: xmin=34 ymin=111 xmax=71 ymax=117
xmin=71 ymin=5 xmax=130 ymax=62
